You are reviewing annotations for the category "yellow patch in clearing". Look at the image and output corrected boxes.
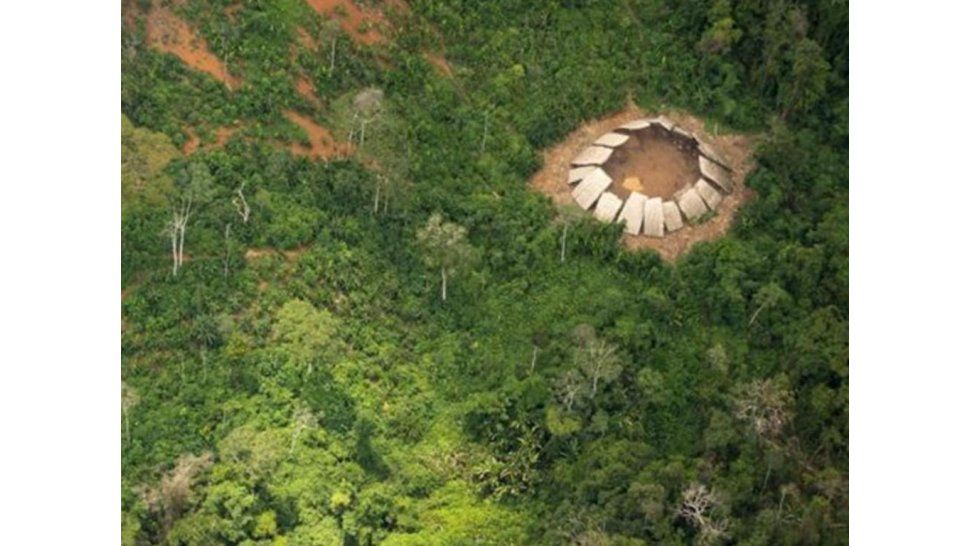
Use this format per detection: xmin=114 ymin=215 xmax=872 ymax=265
xmin=622 ymin=176 xmax=645 ymax=193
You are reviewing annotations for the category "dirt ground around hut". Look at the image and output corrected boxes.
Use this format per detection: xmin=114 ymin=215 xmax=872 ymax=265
xmin=529 ymin=104 xmax=757 ymax=262
xmin=602 ymin=129 xmax=699 ymax=200
xmin=142 ymin=0 xmax=240 ymax=89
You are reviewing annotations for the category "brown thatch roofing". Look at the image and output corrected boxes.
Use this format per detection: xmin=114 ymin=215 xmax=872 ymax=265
xmin=571 ymin=168 xmax=613 ymax=210
xmin=695 ymin=178 xmax=722 ymax=209
xmin=642 ymin=197 xmax=665 ymax=237
xmin=594 ymin=132 xmax=631 ymax=148
xmin=618 ymin=192 xmax=648 ymax=234
xmin=677 ymin=187 xmax=708 ymax=220
xmin=593 ymin=191 xmax=623 ymax=223
xmin=568 ymin=166 xmax=597 ymax=185
xmin=662 ymin=201 xmax=684 ymax=232
xmin=699 ymin=155 xmax=733 ymax=192
xmin=571 ymin=145 xmax=613 ymax=166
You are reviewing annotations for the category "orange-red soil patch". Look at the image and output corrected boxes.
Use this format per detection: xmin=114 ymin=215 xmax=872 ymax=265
xmin=305 ymin=0 xmax=399 ymax=46
xmin=283 ymin=110 xmax=353 ymax=160
xmin=145 ymin=0 xmax=240 ymax=88
xmin=215 ymin=126 xmax=238 ymax=147
xmin=182 ymin=126 xmax=200 ymax=154
xmin=529 ymin=104 xmax=756 ymax=262
xmin=296 ymin=76 xmax=323 ymax=107
xmin=182 ymin=125 xmax=240 ymax=154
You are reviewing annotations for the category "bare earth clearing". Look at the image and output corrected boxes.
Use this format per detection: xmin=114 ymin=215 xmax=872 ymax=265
xmin=304 ymin=0 xmax=408 ymax=46
xmin=284 ymin=110 xmax=353 ymax=160
xmin=144 ymin=0 xmax=240 ymax=89
xmin=529 ymin=104 xmax=756 ymax=262
xmin=603 ymin=130 xmax=699 ymax=200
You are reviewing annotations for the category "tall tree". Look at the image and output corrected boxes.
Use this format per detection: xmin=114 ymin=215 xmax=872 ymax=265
xmin=164 ymin=162 xmax=214 ymax=277
xmin=416 ymin=214 xmax=477 ymax=302
xmin=121 ymin=381 xmax=139 ymax=447
xmin=349 ymin=87 xmax=385 ymax=148
xmin=679 ymin=483 xmax=730 ymax=545
xmin=271 ymin=299 xmax=339 ymax=375
xmin=733 ymin=377 xmax=793 ymax=442
xmin=554 ymin=204 xmax=586 ymax=263
xmin=572 ymin=324 xmax=622 ymax=396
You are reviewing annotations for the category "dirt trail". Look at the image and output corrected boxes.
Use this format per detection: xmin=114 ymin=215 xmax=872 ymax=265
xmin=145 ymin=0 xmax=240 ymax=88
xmin=304 ymin=0 xmax=404 ymax=46
xmin=423 ymin=52 xmax=454 ymax=78
xmin=529 ymin=103 xmax=756 ymax=262
xmin=283 ymin=110 xmax=353 ymax=160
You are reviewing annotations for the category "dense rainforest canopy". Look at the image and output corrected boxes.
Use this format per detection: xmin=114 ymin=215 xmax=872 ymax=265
xmin=121 ymin=0 xmax=848 ymax=544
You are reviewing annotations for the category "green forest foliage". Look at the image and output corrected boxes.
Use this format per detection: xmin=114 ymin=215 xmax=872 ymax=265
xmin=121 ymin=0 xmax=848 ymax=544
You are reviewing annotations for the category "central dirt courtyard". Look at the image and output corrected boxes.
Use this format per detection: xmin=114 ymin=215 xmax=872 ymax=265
xmin=602 ymin=128 xmax=700 ymax=200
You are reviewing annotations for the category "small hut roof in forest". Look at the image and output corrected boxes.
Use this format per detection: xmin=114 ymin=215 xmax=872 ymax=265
xmin=571 ymin=145 xmax=613 ymax=166
xmin=593 ymin=132 xmax=631 ymax=148
xmin=695 ymin=178 xmax=723 ymax=209
xmin=677 ymin=187 xmax=709 ymax=221
xmin=568 ymin=165 xmax=597 ymax=185
xmin=618 ymin=192 xmax=648 ymax=234
xmin=699 ymin=155 xmax=733 ymax=192
xmin=593 ymin=192 xmax=623 ymax=223
xmin=662 ymin=201 xmax=684 ymax=232
xmin=571 ymin=168 xmax=613 ymax=210
xmin=642 ymin=197 xmax=665 ymax=237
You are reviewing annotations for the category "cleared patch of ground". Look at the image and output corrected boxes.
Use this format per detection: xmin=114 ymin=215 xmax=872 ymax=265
xmin=296 ymin=76 xmax=323 ymax=108
xmin=182 ymin=126 xmax=200 ymax=154
xmin=145 ymin=0 xmax=240 ymax=88
xmin=182 ymin=124 xmax=241 ymax=155
xmin=529 ymin=103 xmax=756 ymax=262
xmin=215 ymin=126 xmax=238 ymax=146
xmin=304 ymin=0 xmax=405 ymax=46
xmin=283 ymin=110 xmax=353 ymax=160
xmin=603 ymin=129 xmax=699 ymax=200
